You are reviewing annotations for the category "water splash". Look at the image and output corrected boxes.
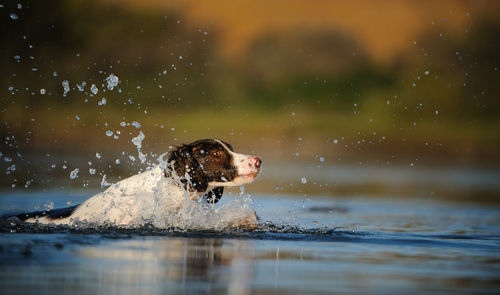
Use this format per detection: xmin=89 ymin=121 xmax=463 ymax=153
xmin=131 ymin=131 xmax=147 ymax=163
xmin=9 ymin=126 xmax=260 ymax=231
xmin=101 ymin=174 xmax=112 ymax=188
xmin=27 ymin=161 xmax=259 ymax=230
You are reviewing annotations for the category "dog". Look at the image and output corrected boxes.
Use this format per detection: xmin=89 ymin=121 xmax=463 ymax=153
xmin=12 ymin=139 xmax=262 ymax=228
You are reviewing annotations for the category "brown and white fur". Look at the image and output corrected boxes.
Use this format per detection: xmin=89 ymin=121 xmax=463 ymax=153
xmin=14 ymin=139 xmax=262 ymax=228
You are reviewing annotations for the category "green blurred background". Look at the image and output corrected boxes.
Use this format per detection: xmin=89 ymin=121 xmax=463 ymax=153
xmin=1 ymin=0 xmax=500 ymax=201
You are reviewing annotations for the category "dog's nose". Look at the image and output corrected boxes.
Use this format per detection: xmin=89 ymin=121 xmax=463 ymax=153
xmin=250 ymin=156 xmax=262 ymax=168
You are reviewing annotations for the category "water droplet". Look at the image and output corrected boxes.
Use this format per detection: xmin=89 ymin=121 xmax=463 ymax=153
xmin=44 ymin=201 xmax=54 ymax=211
xmin=91 ymin=84 xmax=98 ymax=95
xmin=98 ymin=97 xmax=107 ymax=106
xmin=301 ymin=176 xmax=307 ymax=184
xmin=96 ymin=152 xmax=101 ymax=159
xmin=70 ymin=168 xmax=79 ymax=179
xmin=77 ymin=81 xmax=86 ymax=91
xmin=62 ymin=80 xmax=70 ymax=96
xmin=10 ymin=13 xmax=19 ymax=20
xmin=101 ymin=175 xmax=112 ymax=188
xmin=105 ymin=130 xmax=113 ymax=137
xmin=132 ymin=131 xmax=147 ymax=163
xmin=40 ymin=88 xmax=46 ymax=95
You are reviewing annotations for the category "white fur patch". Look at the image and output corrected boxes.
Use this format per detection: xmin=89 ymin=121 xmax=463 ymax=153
xmin=208 ymin=140 xmax=260 ymax=187
xmin=27 ymin=166 xmax=189 ymax=226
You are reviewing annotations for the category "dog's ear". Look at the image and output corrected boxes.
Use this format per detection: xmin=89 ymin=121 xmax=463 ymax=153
xmin=205 ymin=187 xmax=223 ymax=204
xmin=167 ymin=145 xmax=208 ymax=192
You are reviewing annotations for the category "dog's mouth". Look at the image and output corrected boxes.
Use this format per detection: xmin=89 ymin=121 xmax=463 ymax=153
xmin=209 ymin=170 xmax=260 ymax=187
xmin=240 ymin=172 xmax=259 ymax=179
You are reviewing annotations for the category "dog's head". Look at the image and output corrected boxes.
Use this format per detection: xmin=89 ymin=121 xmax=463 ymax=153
xmin=166 ymin=139 xmax=262 ymax=202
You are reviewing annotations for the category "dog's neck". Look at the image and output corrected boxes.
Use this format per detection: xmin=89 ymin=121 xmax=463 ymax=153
xmin=163 ymin=168 xmax=209 ymax=200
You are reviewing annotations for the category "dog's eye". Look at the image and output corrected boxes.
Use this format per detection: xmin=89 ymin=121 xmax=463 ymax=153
xmin=212 ymin=150 xmax=222 ymax=157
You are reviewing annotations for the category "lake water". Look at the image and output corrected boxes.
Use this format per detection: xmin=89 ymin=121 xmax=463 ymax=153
xmin=1 ymin=191 xmax=500 ymax=294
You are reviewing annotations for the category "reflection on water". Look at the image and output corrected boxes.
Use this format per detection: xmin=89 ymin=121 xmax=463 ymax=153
xmin=1 ymin=232 xmax=499 ymax=295
xmin=75 ymin=238 xmax=254 ymax=295
xmin=0 ymin=236 xmax=255 ymax=295
xmin=1 ymin=193 xmax=500 ymax=294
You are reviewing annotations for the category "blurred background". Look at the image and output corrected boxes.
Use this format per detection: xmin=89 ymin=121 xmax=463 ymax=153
xmin=1 ymin=0 xmax=500 ymax=202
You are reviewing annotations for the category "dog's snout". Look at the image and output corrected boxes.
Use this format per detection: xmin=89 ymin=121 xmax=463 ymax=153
xmin=250 ymin=156 xmax=262 ymax=168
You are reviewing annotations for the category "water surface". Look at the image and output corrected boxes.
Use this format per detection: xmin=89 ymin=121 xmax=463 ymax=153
xmin=1 ymin=192 xmax=500 ymax=294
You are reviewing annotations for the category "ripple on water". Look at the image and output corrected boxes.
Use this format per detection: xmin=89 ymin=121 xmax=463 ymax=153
xmin=2 ymin=218 xmax=499 ymax=251
xmin=0 ymin=218 xmax=361 ymax=242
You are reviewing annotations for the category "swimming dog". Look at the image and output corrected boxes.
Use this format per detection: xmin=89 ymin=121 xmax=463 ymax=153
xmin=12 ymin=139 xmax=262 ymax=228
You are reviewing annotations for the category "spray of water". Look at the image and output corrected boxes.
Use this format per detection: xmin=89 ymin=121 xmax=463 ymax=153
xmin=60 ymin=153 xmax=259 ymax=230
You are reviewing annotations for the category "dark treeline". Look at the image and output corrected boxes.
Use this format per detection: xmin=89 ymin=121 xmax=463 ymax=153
xmin=1 ymin=0 xmax=499 ymax=121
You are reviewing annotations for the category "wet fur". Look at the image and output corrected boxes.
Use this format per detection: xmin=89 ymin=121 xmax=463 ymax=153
xmin=166 ymin=139 xmax=239 ymax=204
xmin=6 ymin=139 xmax=261 ymax=226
